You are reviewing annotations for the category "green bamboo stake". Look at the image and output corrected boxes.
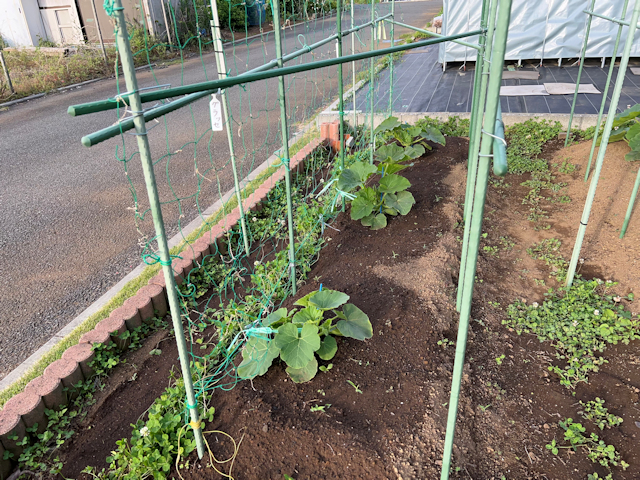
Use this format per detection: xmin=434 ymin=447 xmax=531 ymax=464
xmin=351 ymin=0 xmax=357 ymax=130
xmin=388 ymin=0 xmax=395 ymax=114
xmin=109 ymin=0 xmax=205 ymax=458
xmin=621 ymin=166 xmax=640 ymax=237
xmin=566 ymin=0 xmax=640 ymax=288
xmin=369 ymin=0 xmax=375 ymax=165
xmin=209 ymin=0 xmax=250 ymax=256
xmin=584 ymin=0 xmax=631 ymax=182
xmin=271 ymin=0 xmax=297 ymax=295
xmin=456 ymin=0 xmax=496 ymax=312
xmin=337 ymin=0 xmax=345 ymax=170
xmin=70 ymin=27 xmax=480 ymax=118
xmin=441 ymin=0 xmax=512 ymax=476
xmin=565 ymin=0 xmax=597 ymax=147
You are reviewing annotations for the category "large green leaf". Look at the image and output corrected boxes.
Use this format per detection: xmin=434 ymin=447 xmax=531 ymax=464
xmin=292 ymin=305 xmax=324 ymax=324
xmin=286 ymin=357 xmax=318 ymax=383
xmin=308 ymin=289 xmax=350 ymax=310
xmin=237 ymin=337 xmax=279 ymax=379
xmin=379 ymin=163 xmax=408 ymax=175
xmin=294 ymin=292 xmax=315 ymax=307
xmin=336 ymin=304 xmax=373 ymax=340
xmin=350 ymin=187 xmax=377 ymax=220
xmin=385 ymin=190 xmax=415 ymax=215
xmin=262 ymin=308 xmax=288 ymax=327
xmin=349 ymin=161 xmax=378 ymax=182
xmin=337 ymin=169 xmax=362 ymax=192
xmin=370 ymin=213 xmax=388 ymax=230
xmin=275 ymin=323 xmax=321 ymax=369
xmin=379 ymin=174 xmax=411 ymax=194
xmin=360 ymin=213 xmax=375 ymax=227
xmin=373 ymin=116 xmax=401 ymax=134
xmin=421 ymin=125 xmax=446 ymax=145
xmin=626 ymin=122 xmax=640 ymax=142
xmin=393 ymin=128 xmax=414 ymax=147
xmin=404 ymin=144 xmax=426 ymax=160
xmin=316 ymin=335 xmax=337 ymax=360
xmin=374 ymin=144 xmax=406 ymax=163
xmin=613 ymin=104 xmax=640 ymax=128
xmin=625 ymin=150 xmax=640 ymax=162
xmin=599 ymin=125 xmax=631 ymax=146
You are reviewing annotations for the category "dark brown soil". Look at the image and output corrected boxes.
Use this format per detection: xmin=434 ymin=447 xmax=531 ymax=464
xmin=54 ymin=137 xmax=640 ymax=480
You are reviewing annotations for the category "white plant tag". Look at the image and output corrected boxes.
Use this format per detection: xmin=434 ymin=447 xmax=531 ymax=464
xmin=210 ymin=94 xmax=223 ymax=131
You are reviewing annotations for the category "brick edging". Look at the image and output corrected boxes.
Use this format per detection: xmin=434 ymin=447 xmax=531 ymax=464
xmin=0 ymin=137 xmax=324 ymax=474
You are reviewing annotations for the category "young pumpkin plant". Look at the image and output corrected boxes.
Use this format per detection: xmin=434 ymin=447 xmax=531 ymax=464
xmin=337 ymin=116 xmax=445 ymax=229
xmin=598 ymin=103 xmax=640 ymax=161
xmin=237 ymin=289 xmax=372 ymax=383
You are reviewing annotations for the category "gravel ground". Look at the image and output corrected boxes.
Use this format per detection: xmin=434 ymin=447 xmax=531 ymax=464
xmin=0 ymin=1 xmax=439 ymax=380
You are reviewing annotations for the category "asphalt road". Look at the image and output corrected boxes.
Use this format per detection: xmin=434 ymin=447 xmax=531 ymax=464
xmin=0 ymin=0 xmax=441 ymax=380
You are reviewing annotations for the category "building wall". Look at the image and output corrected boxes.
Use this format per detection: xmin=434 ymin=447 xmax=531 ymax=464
xmin=38 ymin=0 xmax=84 ymax=44
xmin=1 ymin=0 xmax=38 ymax=46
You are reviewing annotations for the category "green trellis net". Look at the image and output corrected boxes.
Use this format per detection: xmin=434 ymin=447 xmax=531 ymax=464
xmin=102 ymin=0 xmax=397 ymax=412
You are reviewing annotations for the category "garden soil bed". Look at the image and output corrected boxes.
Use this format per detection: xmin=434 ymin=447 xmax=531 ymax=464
xmin=56 ymin=137 xmax=640 ymax=479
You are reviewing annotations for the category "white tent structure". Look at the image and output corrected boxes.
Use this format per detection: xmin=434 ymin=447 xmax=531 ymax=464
xmin=439 ymin=0 xmax=640 ymax=65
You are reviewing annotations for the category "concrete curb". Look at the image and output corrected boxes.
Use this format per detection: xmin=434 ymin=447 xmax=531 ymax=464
xmin=317 ymin=108 xmax=605 ymax=131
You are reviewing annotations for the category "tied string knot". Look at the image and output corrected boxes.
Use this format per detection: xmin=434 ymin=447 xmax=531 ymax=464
xmin=141 ymin=245 xmax=182 ymax=267
xmin=103 ymin=0 xmax=123 ymax=16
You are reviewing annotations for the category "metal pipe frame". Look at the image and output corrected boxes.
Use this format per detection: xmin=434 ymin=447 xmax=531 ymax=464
xmin=68 ymin=14 xmax=391 ymax=119
xmin=271 ymin=0 xmax=298 ymax=296
xmin=109 ymin=0 xmax=206 ymax=458
xmin=442 ymin=0 xmax=513 ymax=476
xmin=583 ymin=0 xmax=631 ymax=181
xmin=385 ymin=19 xmax=482 ymax=51
xmin=209 ymin=0 xmax=250 ymax=256
xmin=565 ymin=0 xmax=640 ymax=288
xmin=75 ymin=29 xmax=484 ymax=147
xmin=456 ymin=0 xmax=497 ymax=311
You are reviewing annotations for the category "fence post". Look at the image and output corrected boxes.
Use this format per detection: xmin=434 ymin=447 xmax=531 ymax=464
xmin=209 ymin=0 xmax=251 ymax=256
xmin=271 ymin=0 xmax=298 ymax=295
xmin=108 ymin=0 xmax=205 ymax=458
xmin=0 ymin=48 xmax=14 ymax=95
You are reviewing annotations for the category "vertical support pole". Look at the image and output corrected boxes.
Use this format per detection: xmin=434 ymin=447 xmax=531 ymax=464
xmin=90 ymin=0 xmax=109 ymax=69
xmin=564 ymin=0 xmax=597 ymax=146
xmin=456 ymin=0 xmax=496 ymax=311
xmin=210 ymin=0 xmax=251 ymax=256
xmin=271 ymin=0 xmax=297 ymax=295
xmin=160 ymin=0 xmax=174 ymax=49
xmin=621 ymin=166 xmax=640 ymax=238
xmin=337 ymin=0 xmax=345 ymax=170
xmin=388 ymin=0 xmax=395 ymax=114
xmin=0 ymin=49 xmax=13 ymax=95
xmin=110 ymin=0 xmax=205 ymax=459
xmin=565 ymin=0 xmax=640 ymax=288
xmin=369 ymin=0 xmax=376 ymax=165
xmin=441 ymin=0 xmax=512 ymax=476
xmin=584 ymin=0 xmax=630 ymax=182
xmin=351 ymin=0 xmax=357 ymax=131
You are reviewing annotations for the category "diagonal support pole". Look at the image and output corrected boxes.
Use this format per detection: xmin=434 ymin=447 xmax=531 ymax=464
xmin=441 ymin=0 xmax=512 ymax=476
xmin=109 ymin=0 xmax=205 ymax=458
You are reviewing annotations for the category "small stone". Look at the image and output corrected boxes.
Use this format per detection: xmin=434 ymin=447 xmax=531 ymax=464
xmin=262 ymin=424 xmax=268 ymax=433
xmin=543 ymin=423 xmax=549 ymax=429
